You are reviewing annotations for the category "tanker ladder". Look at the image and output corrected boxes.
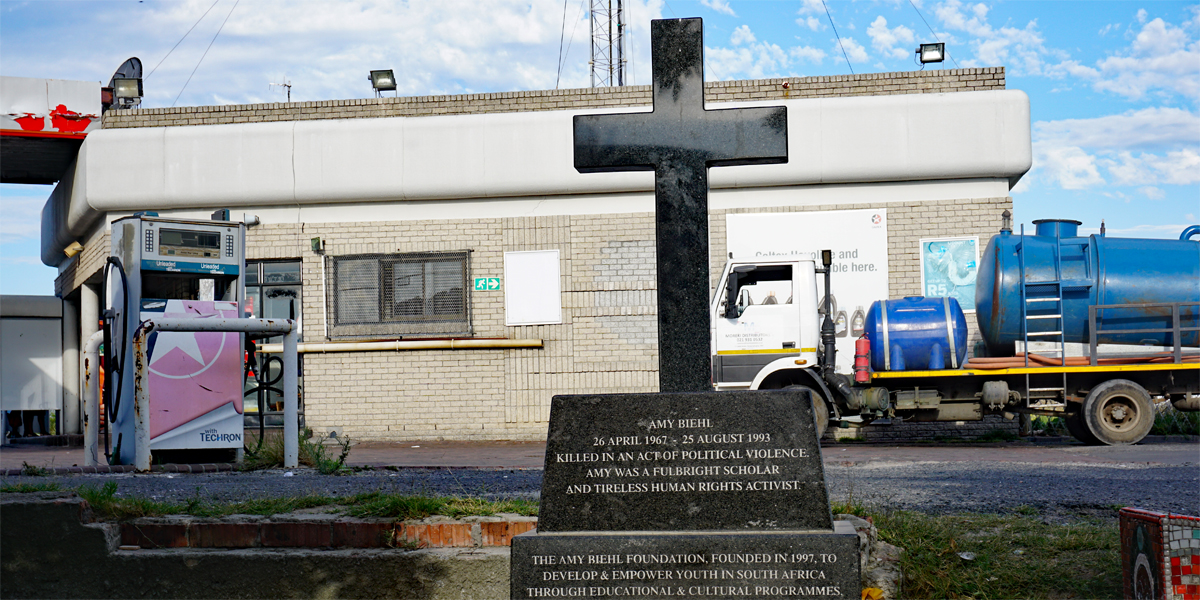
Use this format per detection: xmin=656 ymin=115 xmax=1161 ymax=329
xmin=1017 ymin=223 xmax=1076 ymax=410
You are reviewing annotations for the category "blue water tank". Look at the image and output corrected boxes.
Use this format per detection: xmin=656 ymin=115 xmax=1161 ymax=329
xmin=864 ymin=296 xmax=969 ymax=371
xmin=975 ymin=219 xmax=1200 ymax=354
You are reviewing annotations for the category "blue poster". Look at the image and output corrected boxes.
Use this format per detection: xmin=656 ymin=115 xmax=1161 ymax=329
xmin=921 ymin=237 xmax=978 ymax=311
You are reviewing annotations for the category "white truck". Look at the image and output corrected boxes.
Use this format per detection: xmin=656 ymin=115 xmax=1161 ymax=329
xmin=709 ymin=248 xmax=1200 ymax=445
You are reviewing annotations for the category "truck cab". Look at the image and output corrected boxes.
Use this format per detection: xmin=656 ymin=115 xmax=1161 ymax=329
xmin=710 ymin=258 xmax=820 ymax=391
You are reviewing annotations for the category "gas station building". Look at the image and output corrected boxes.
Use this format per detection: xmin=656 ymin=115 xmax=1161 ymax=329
xmin=33 ymin=68 xmax=1030 ymax=442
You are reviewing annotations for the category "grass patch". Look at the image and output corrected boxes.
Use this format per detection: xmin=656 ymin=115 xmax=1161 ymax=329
xmin=19 ymin=462 xmax=52 ymax=476
xmin=976 ymin=429 xmax=1020 ymax=443
xmin=76 ymin=482 xmax=185 ymax=521
xmin=872 ymin=509 xmax=1121 ymax=599
xmin=55 ymin=482 xmax=536 ymax=522
xmin=241 ymin=428 xmax=353 ymax=474
xmin=344 ymin=492 xmax=538 ymax=519
xmin=0 ymin=482 xmax=62 ymax=493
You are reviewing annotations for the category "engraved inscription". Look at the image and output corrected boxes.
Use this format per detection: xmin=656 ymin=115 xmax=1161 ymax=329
xmin=522 ymin=552 xmax=845 ymax=598
xmin=556 ymin=412 xmax=814 ymax=499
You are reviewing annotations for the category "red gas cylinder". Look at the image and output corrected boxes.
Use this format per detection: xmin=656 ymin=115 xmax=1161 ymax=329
xmin=853 ymin=335 xmax=871 ymax=383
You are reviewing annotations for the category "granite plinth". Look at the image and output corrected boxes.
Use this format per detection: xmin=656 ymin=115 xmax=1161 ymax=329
xmin=572 ymin=17 xmax=787 ymax=392
xmin=511 ymin=523 xmax=859 ymax=600
xmin=539 ymin=390 xmax=831 ymax=533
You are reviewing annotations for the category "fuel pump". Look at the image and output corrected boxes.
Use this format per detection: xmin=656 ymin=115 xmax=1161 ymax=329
xmin=103 ymin=214 xmax=246 ymax=465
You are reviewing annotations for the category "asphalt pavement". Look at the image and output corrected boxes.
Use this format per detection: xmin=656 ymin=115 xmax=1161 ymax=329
xmin=3 ymin=438 xmax=1197 ymax=520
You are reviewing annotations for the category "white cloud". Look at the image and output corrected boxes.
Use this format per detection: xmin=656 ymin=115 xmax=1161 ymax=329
xmin=796 ymin=0 xmax=825 ymax=16
xmin=701 ymin=0 xmax=736 ymax=17
xmin=867 ymin=16 xmax=915 ymax=60
xmin=797 ymin=16 xmax=822 ymax=32
xmin=790 ymin=45 xmax=827 ymax=64
xmin=0 ymin=256 xmax=44 ymax=267
xmin=706 ymin=33 xmax=790 ymax=80
xmin=731 ymin=25 xmax=756 ymax=46
xmin=1156 ymin=148 xmax=1200 ymax=184
xmin=1094 ymin=223 xmax=1196 ymax=237
xmin=0 ymin=0 xmax=671 ymax=105
xmin=934 ymin=0 xmax=1053 ymax=75
xmin=1137 ymin=8 xmax=1148 ymax=24
xmin=1033 ymin=107 xmax=1200 ymax=150
xmin=1032 ymin=107 xmax=1200 ymax=190
xmin=1085 ymin=17 xmax=1200 ymax=102
xmin=0 ymin=193 xmax=49 ymax=242
xmin=1035 ymin=145 xmax=1105 ymax=189
xmin=1138 ymin=186 xmax=1166 ymax=200
xmin=835 ymin=37 xmax=869 ymax=64
xmin=1100 ymin=152 xmax=1156 ymax=186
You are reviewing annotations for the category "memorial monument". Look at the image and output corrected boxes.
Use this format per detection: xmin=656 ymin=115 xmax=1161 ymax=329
xmin=510 ymin=18 xmax=859 ymax=599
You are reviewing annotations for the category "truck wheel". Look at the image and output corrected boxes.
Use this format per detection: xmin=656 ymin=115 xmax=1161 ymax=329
xmin=1063 ymin=411 xmax=1099 ymax=445
xmin=784 ymin=385 xmax=828 ymax=440
xmin=1082 ymin=380 xmax=1154 ymax=446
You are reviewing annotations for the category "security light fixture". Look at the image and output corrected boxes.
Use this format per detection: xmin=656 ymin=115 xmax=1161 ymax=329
xmin=369 ymin=69 xmax=397 ymax=97
xmin=113 ymin=77 xmax=143 ymax=103
xmin=104 ymin=57 xmax=143 ymax=111
xmin=917 ymin=43 xmax=946 ymax=64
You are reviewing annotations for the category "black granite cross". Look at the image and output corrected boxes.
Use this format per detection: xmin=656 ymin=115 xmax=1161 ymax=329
xmin=573 ymin=18 xmax=788 ymax=393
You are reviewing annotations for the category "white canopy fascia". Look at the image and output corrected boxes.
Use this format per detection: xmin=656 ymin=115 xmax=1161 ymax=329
xmin=42 ymin=89 xmax=1030 ymax=266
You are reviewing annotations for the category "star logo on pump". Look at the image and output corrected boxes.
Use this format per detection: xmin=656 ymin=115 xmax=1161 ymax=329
xmin=147 ymin=301 xmax=240 ymax=379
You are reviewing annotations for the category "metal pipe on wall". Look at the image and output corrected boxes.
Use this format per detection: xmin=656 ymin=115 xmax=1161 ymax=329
xmin=256 ymin=338 xmax=543 ymax=354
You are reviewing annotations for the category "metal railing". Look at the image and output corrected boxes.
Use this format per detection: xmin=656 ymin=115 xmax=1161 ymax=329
xmin=1087 ymin=301 xmax=1200 ymax=365
xmin=83 ymin=318 xmax=299 ymax=472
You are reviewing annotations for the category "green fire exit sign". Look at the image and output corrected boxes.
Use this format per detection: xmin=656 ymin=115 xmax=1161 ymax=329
xmin=474 ymin=277 xmax=501 ymax=291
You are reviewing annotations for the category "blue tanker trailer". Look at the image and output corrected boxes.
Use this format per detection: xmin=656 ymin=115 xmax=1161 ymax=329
xmin=710 ymin=219 xmax=1199 ymax=446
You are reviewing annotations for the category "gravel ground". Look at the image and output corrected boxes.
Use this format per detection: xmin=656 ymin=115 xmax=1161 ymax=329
xmin=4 ymin=458 xmax=1196 ymax=520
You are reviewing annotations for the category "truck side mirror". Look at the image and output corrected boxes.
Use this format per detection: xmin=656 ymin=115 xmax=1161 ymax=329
xmin=724 ymin=266 xmax=755 ymax=319
xmin=724 ymin=272 xmax=740 ymax=319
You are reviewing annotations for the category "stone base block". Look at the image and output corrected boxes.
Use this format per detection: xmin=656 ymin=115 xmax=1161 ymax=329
xmin=511 ymin=523 xmax=860 ymax=599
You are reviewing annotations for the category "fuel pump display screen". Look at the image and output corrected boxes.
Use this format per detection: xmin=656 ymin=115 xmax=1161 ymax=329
xmin=159 ymin=228 xmax=221 ymax=258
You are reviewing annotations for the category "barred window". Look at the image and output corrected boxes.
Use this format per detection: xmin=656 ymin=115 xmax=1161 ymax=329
xmin=326 ymin=251 xmax=471 ymax=338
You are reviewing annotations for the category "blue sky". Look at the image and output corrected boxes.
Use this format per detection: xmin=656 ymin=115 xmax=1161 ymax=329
xmin=2 ymin=0 xmax=1197 ymax=296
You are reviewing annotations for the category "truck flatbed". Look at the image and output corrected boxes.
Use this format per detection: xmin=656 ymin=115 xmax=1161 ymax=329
xmin=872 ymin=362 xmax=1200 ymax=379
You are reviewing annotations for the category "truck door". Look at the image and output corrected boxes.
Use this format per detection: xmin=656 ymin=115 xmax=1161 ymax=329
xmin=712 ymin=262 xmax=810 ymax=388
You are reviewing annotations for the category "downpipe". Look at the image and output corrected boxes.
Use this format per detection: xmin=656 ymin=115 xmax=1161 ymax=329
xmin=81 ymin=331 xmax=104 ymax=467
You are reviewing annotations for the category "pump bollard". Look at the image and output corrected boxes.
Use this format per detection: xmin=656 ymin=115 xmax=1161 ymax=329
xmin=131 ymin=318 xmax=298 ymax=472
xmin=134 ymin=323 xmax=153 ymax=472
xmin=283 ymin=327 xmax=298 ymax=469
xmin=82 ymin=331 xmax=104 ymax=467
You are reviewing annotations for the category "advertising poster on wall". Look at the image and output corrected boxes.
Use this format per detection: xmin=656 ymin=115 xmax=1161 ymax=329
xmin=726 ymin=209 xmax=888 ymax=374
xmin=919 ymin=237 xmax=978 ymax=312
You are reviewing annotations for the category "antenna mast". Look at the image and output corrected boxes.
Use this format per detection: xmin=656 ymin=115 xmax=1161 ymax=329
xmin=270 ymin=78 xmax=292 ymax=102
xmin=589 ymin=0 xmax=625 ymax=87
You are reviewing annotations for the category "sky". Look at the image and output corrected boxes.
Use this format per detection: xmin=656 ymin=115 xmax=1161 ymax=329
xmin=1 ymin=0 xmax=1197 ymax=296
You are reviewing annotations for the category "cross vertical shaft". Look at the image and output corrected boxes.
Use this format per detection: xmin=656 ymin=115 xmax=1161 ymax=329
xmin=573 ymin=18 xmax=788 ymax=392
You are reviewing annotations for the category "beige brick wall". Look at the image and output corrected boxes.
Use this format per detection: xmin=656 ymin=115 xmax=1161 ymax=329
xmin=229 ymin=195 xmax=1010 ymax=442
xmin=53 ymin=67 xmax=1014 ymax=442
xmin=102 ymin=68 xmax=1005 ymax=129
xmin=710 ymin=197 xmax=1012 ymax=355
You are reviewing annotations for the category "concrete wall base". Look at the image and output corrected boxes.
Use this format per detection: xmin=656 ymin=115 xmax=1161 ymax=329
xmin=1 ymin=493 xmax=510 ymax=599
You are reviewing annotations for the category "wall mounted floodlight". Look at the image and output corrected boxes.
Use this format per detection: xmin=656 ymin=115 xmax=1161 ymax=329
xmin=114 ymin=77 xmax=143 ymax=104
xmin=104 ymin=57 xmax=143 ymax=111
xmin=917 ymin=43 xmax=946 ymax=64
xmin=369 ymin=69 xmax=397 ymax=97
